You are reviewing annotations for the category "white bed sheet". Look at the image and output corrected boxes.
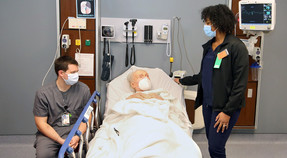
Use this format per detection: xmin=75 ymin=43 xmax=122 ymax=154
xmin=87 ymin=89 xmax=202 ymax=158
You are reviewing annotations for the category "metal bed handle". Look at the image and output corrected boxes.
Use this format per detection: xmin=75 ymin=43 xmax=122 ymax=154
xmin=58 ymin=91 xmax=100 ymax=158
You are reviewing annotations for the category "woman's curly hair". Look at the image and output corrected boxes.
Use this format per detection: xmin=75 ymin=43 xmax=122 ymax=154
xmin=201 ymin=4 xmax=236 ymax=34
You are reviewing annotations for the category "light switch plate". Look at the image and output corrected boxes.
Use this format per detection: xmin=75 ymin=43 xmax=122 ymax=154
xmin=247 ymin=89 xmax=253 ymax=98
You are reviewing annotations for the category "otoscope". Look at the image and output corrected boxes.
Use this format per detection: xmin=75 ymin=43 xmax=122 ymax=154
xmin=130 ymin=19 xmax=137 ymax=65
xmin=124 ymin=21 xmax=129 ymax=67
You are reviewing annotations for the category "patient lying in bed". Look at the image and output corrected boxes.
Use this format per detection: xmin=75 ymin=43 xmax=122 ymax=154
xmin=86 ymin=69 xmax=202 ymax=158
xmin=126 ymin=69 xmax=163 ymax=100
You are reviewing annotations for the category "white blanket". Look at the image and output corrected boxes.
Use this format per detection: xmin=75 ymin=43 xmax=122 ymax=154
xmin=86 ymin=89 xmax=202 ymax=158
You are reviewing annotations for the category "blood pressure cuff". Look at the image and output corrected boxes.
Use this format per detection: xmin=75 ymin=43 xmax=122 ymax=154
xmin=101 ymin=53 xmax=114 ymax=81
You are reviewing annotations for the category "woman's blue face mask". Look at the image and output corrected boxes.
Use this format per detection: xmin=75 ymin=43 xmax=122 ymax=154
xmin=203 ymin=25 xmax=216 ymax=37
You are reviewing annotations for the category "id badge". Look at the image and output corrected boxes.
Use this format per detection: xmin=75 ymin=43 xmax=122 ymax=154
xmin=61 ymin=112 xmax=70 ymax=126
xmin=214 ymin=57 xmax=222 ymax=69
xmin=214 ymin=49 xmax=229 ymax=69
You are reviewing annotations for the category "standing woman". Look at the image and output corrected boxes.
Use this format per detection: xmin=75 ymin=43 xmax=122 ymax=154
xmin=174 ymin=4 xmax=249 ymax=158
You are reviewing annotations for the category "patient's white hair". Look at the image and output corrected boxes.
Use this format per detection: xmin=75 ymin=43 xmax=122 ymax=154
xmin=127 ymin=70 xmax=134 ymax=83
xmin=127 ymin=70 xmax=137 ymax=91
xmin=127 ymin=69 xmax=146 ymax=83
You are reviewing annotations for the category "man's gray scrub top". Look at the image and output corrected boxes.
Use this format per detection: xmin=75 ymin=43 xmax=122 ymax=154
xmin=33 ymin=81 xmax=91 ymax=131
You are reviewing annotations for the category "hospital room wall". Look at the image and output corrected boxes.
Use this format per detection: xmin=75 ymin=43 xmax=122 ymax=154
xmin=0 ymin=0 xmax=58 ymax=134
xmin=254 ymin=0 xmax=287 ymax=133
xmin=0 ymin=0 xmax=286 ymax=135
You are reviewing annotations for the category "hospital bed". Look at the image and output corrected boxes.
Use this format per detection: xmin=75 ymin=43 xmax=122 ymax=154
xmin=88 ymin=66 xmax=202 ymax=158
xmin=59 ymin=66 xmax=202 ymax=158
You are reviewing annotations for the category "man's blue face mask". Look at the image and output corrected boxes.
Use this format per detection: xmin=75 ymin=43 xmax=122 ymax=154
xmin=63 ymin=73 xmax=79 ymax=85
xmin=203 ymin=25 xmax=216 ymax=37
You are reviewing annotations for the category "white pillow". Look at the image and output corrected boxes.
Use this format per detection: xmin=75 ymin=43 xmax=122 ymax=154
xmin=105 ymin=66 xmax=185 ymax=114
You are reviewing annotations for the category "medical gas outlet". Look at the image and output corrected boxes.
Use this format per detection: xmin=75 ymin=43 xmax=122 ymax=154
xmin=254 ymin=47 xmax=262 ymax=66
xmin=61 ymin=34 xmax=71 ymax=52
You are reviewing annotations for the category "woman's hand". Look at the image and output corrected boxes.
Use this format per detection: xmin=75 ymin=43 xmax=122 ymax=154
xmin=174 ymin=78 xmax=180 ymax=84
xmin=214 ymin=112 xmax=230 ymax=133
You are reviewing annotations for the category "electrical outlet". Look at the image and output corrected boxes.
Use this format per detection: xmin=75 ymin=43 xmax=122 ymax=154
xmin=75 ymin=39 xmax=81 ymax=46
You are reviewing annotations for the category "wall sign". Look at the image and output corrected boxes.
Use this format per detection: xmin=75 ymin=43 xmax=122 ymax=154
xmin=76 ymin=0 xmax=95 ymax=18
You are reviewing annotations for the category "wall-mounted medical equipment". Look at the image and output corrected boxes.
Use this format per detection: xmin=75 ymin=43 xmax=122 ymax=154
xmin=241 ymin=30 xmax=264 ymax=67
xmin=239 ymin=0 xmax=276 ymax=31
xmin=101 ymin=25 xmax=115 ymax=38
xmin=124 ymin=21 xmax=129 ymax=67
xmin=250 ymin=62 xmax=261 ymax=81
xmin=254 ymin=47 xmax=262 ymax=63
xmin=61 ymin=34 xmax=71 ymax=52
xmin=144 ymin=25 xmax=153 ymax=43
xmin=101 ymin=25 xmax=115 ymax=81
xmin=130 ymin=19 xmax=137 ymax=65
xmin=101 ymin=38 xmax=114 ymax=81
xmin=169 ymin=57 xmax=174 ymax=77
xmin=157 ymin=24 xmax=169 ymax=40
xmin=122 ymin=23 xmax=138 ymax=38
xmin=100 ymin=17 xmax=171 ymax=69
xmin=101 ymin=17 xmax=170 ymax=44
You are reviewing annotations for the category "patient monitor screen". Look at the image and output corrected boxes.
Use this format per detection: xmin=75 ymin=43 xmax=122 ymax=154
xmin=241 ymin=3 xmax=272 ymax=24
